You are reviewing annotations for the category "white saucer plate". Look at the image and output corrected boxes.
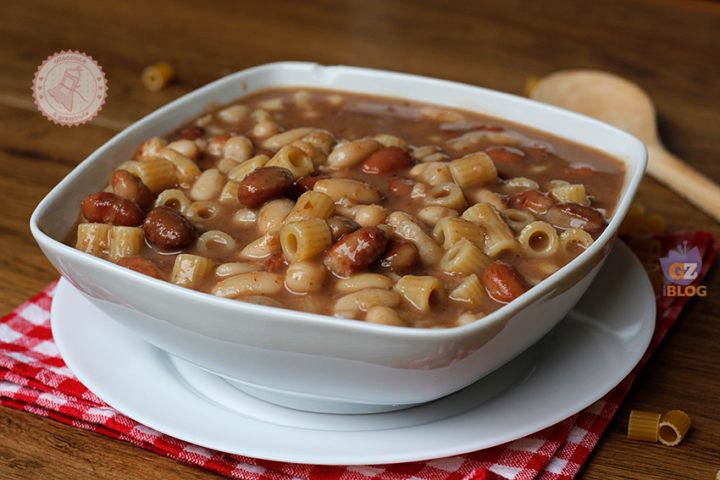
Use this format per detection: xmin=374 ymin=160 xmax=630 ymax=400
xmin=52 ymin=242 xmax=655 ymax=465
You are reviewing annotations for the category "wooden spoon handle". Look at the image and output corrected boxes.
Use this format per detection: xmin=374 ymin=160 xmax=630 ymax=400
xmin=647 ymin=144 xmax=720 ymax=223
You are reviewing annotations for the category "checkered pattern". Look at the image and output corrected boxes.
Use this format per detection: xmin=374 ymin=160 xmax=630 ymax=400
xmin=0 ymin=232 xmax=715 ymax=480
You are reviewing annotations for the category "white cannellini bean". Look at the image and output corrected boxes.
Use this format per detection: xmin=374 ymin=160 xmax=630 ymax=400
xmin=189 ymin=168 xmax=225 ymax=201
xmin=217 ymin=104 xmax=249 ymax=124
xmin=212 ymin=272 xmax=283 ymax=298
xmin=232 ymin=208 xmax=257 ymax=228
xmin=262 ymin=127 xmax=315 ymax=150
xmin=314 ymin=178 xmax=381 ymax=204
xmin=223 ymin=136 xmax=254 ymax=162
xmin=417 ymin=206 xmax=459 ymax=226
xmin=252 ymin=120 xmax=281 ymax=139
xmin=257 ymin=199 xmax=294 ymax=234
xmin=354 ymin=204 xmax=389 ymax=227
xmin=333 ymin=289 xmax=401 ymax=316
xmin=285 ymin=262 xmax=326 ymax=293
xmin=239 ymin=233 xmax=281 ymax=260
xmin=365 ymin=305 xmax=406 ymax=326
xmin=167 ymin=139 xmax=200 ymax=160
xmin=326 ymin=138 xmax=382 ymax=170
xmin=215 ymin=262 xmax=261 ymax=277
xmin=335 ymin=273 xmax=394 ymax=293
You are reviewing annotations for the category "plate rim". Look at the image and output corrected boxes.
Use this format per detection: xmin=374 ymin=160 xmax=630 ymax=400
xmin=51 ymin=242 xmax=656 ymax=465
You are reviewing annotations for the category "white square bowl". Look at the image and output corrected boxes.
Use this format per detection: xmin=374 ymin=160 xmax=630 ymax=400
xmin=31 ymin=62 xmax=646 ymax=413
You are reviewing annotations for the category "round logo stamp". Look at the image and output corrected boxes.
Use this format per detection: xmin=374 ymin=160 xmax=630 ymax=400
xmin=32 ymin=50 xmax=107 ymax=127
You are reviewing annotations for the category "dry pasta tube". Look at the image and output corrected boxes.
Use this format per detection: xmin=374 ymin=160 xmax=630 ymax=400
xmin=108 ymin=226 xmax=144 ymax=261
xmin=142 ymin=62 xmax=175 ymax=91
xmin=171 ymin=254 xmax=215 ymax=289
xmin=627 ymin=410 xmax=661 ymax=442
xmin=620 ymin=203 xmax=668 ymax=236
xmin=76 ymin=223 xmax=110 ymax=257
xmin=394 ymin=275 xmax=445 ymax=312
xmin=658 ymin=410 xmax=691 ymax=446
xmin=280 ymin=219 xmax=332 ymax=262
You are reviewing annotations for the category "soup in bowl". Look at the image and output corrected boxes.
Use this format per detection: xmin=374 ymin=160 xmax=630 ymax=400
xmin=31 ymin=63 xmax=645 ymax=412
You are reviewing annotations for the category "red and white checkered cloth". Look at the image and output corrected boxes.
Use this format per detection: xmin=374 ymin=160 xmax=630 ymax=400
xmin=0 ymin=232 xmax=715 ymax=480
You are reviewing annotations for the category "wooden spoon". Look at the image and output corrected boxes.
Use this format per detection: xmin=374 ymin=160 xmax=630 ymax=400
xmin=529 ymin=70 xmax=720 ymax=223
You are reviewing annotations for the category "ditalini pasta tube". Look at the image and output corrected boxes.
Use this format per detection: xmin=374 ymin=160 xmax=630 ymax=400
xmin=76 ymin=223 xmax=110 ymax=256
xmin=394 ymin=275 xmax=445 ymax=312
xmin=550 ymin=183 xmax=588 ymax=205
xmin=517 ymin=221 xmax=560 ymax=258
xmin=432 ymin=217 xmax=485 ymax=249
xmin=449 ymin=152 xmax=497 ymax=188
xmin=387 ymin=211 xmax=443 ymax=265
xmin=124 ymin=159 xmax=178 ymax=193
xmin=560 ymin=228 xmax=594 ymax=256
xmin=627 ymin=410 xmax=661 ymax=442
xmin=280 ymin=219 xmax=332 ymax=262
xmin=265 ymin=145 xmax=315 ymax=178
xmin=462 ymin=203 xmax=518 ymax=257
xmin=171 ymin=254 xmax=215 ymax=289
xmin=441 ymin=239 xmax=490 ymax=275
xmin=449 ymin=274 xmax=485 ymax=307
xmin=108 ymin=226 xmax=144 ymax=261
xmin=155 ymin=189 xmax=191 ymax=213
xmin=159 ymin=147 xmax=201 ymax=185
xmin=285 ymin=191 xmax=334 ymax=223
xmin=658 ymin=410 xmax=691 ymax=446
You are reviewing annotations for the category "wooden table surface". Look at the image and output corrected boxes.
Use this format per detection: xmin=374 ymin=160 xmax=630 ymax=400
xmin=2 ymin=0 xmax=718 ymax=478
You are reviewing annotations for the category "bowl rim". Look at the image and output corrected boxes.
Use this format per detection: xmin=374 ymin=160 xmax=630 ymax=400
xmin=30 ymin=61 xmax=647 ymax=340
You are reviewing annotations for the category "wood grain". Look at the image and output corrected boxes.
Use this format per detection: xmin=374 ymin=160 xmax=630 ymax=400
xmin=1 ymin=0 xmax=718 ymax=479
